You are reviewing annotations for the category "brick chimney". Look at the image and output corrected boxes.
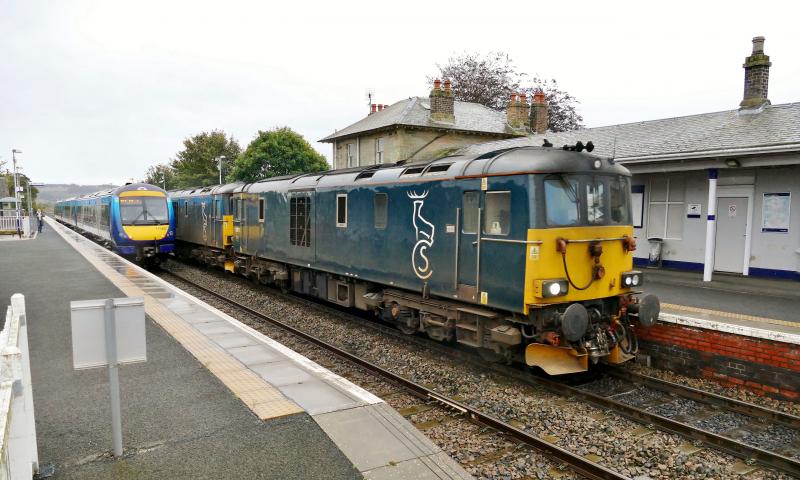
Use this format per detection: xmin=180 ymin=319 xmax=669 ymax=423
xmin=530 ymin=91 xmax=548 ymax=134
xmin=740 ymin=36 xmax=771 ymax=110
xmin=430 ymin=78 xmax=454 ymax=123
xmin=506 ymin=92 xmax=529 ymax=129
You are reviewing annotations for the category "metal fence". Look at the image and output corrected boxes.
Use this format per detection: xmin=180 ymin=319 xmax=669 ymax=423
xmin=0 ymin=295 xmax=39 ymax=479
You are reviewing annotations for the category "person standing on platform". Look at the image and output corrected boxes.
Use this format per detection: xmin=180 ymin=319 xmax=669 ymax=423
xmin=37 ymin=209 xmax=44 ymax=233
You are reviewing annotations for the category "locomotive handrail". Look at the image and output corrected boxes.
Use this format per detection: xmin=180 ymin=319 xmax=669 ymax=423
xmin=480 ymin=238 xmax=543 ymax=245
xmin=562 ymin=236 xmax=628 ymax=243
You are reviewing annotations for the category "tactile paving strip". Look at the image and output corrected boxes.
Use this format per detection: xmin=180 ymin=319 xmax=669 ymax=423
xmin=51 ymin=221 xmax=303 ymax=420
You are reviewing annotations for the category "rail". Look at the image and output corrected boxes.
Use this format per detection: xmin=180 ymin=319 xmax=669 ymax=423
xmin=166 ymin=272 xmax=629 ymax=480
xmin=0 ymin=294 xmax=39 ymax=479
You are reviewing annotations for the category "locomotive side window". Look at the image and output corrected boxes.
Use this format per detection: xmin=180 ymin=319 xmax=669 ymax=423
xmin=258 ymin=198 xmax=265 ymax=222
xmin=374 ymin=193 xmax=388 ymax=229
xmin=336 ymin=194 xmax=347 ymax=228
xmin=183 ymin=201 xmax=189 ymax=217
xmin=483 ymin=191 xmax=511 ymax=235
xmin=544 ymin=177 xmax=579 ymax=226
xmin=462 ymin=191 xmax=479 ymax=234
xmin=290 ymin=196 xmax=311 ymax=247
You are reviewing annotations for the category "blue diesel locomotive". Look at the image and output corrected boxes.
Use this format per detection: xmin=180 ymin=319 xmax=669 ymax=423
xmin=171 ymin=146 xmax=659 ymax=374
xmin=54 ymin=183 xmax=176 ymax=265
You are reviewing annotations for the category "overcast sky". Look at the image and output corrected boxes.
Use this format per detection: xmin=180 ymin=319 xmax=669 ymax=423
xmin=1 ymin=0 xmax=798 ymax=185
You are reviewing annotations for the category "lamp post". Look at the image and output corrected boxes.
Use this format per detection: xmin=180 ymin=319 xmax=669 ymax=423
xmin=12 ymin=149 xmax=22 ymax=232
xmin=217 ymin=156 xmax=226 ymax=185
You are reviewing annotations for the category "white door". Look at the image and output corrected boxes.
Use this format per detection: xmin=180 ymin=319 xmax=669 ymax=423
xmin=714 ymin=197 xmax=748 ymax=273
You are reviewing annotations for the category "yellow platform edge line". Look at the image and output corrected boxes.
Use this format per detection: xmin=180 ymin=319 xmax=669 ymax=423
xmin=661 ymin=302 xmax=796 ymax=328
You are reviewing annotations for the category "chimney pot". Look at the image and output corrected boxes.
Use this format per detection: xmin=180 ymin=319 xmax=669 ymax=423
xmin=370 ymin=104 xmax=377 ymax=114
xmin=433 ymin=78 xmax=441 ymax=90
xmin=519 ymin=92 xmax=527 ymax=104
xmin=752 ymin=36 xmax=765 ymax=54
xmin=443 ymin=79 xmax=452 ymax=93
xmin=510 ymin=92 xmax=517 ymax=103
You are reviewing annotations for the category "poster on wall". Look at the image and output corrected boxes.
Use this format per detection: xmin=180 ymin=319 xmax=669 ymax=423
xmin=761 ymin=192 xmax=791 ymax=233
xmin=632 ymin=185 xmax=644 ymax=228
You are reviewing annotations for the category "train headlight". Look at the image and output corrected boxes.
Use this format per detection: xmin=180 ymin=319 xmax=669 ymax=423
xmin=621 ymin=271 xmax=643 ymax=288
xmin=536 ymin=279 xmax=569 ymax=298
xmin=593 ymin=159 xmax=602 ymax=169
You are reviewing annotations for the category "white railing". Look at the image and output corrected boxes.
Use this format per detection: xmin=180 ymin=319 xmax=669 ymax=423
xmin=0 ymin=295 xmax=39 ymax=479
xmin=0 ymin=218 xmax=30 ymax=236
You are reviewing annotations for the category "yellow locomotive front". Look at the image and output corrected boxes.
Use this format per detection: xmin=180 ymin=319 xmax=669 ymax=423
xmin=523 ymin=164 xmax=659 ymax=374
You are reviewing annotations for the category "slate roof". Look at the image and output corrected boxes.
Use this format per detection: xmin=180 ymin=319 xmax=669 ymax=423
xmin=459 ymin=103 xmax=800 ymax=162
xmin=320 ymin=97 xmax=522 ymax=142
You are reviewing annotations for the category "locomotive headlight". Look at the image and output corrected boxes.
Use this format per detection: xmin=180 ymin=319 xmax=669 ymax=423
xmin=536 ymin=279 xmax=569 ymax=298
xmin=621 ymin=271 xmax=643 ymax=288
xmin=593 ymin=159 xmax=602 ymax=169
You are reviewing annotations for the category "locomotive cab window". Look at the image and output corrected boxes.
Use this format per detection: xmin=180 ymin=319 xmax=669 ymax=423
xmin=336 ymin=194 xmax=347 ymax=228
xmin=258 ymin=198 xmax=265 ymax=222
xmin=483 ymin=191 xmax=511 ymax=235
xmin=586 ymin=179 xmax=606 ymax=224
xmin=544 ymin=177 xmax=579 ymax=226
xmin=462 ymin=191 xmax=479 ymax=234
xmin=374 ymin=193 xmax=387 ymax=229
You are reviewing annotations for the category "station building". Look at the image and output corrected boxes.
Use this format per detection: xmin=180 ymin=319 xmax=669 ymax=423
xmin=319 ymin=79 xmax=550 ymax=169
xmin=460 ymin=37 xmax=799 ymax=281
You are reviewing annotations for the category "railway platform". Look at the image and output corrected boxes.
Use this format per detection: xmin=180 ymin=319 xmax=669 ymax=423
xmin=637 ymin=268 xmax=800 ymax=401
xmin=0 ymin=219 xmax=471 ymax=480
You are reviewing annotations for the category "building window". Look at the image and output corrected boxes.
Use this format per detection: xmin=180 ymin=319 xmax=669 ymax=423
xmin=483 ymin=191 xmax=511 ymax=235
xmin=647 ymin=177 xmax=685 ymax=240
xmin=336 ymin=193 xmax=347 ymax=227
xmin=375 ymin=138 xmax=384 ymax=164
xmin=462 ymin=191 xmax=479 ymax=234
xmin=290 ymin=196 xmax=311 ymax=247
xmin=347 ymin=143 xmax=356 ymax=168
xmin=374 ymin=193 xmax=387 ymax=229
xmin=258 ymin=198 xmax=265 ymax=222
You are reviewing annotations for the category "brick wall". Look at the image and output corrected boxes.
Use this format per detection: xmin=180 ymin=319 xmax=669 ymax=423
xmin=636 ymin=322 xmax=799 ymax=401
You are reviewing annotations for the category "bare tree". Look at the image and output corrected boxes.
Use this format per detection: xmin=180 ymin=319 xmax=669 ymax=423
xmin=430 ymin=52 xmax=583 ymax=132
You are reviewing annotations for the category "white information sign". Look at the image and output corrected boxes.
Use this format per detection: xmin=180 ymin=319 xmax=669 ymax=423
xmin=761 ymin=192 xmax=791 ymax=233
xmin=686 ymin=204 xmax=702 ymax=216
xmin=70 ymin=297 xmax=147 ymax=370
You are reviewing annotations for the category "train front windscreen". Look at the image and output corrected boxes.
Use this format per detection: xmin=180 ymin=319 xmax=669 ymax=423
xmin=120 ymin=196 xmax=169 ymax=225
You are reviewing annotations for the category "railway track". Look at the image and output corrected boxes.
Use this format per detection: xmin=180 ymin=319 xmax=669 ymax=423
xmin=162 ymin=261 xmax=800 ymax=479
xmin=161 ymin=269 xmax=627 ymax=480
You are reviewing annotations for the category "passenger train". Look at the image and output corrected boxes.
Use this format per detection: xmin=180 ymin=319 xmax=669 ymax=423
xmin=54 ymin=183 xmax=176 ymax=266
xmin=170 ymin=146 xmax=660 ymax=374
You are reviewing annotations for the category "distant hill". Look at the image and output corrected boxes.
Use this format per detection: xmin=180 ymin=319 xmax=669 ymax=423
xmin=36 ymin=184 xmax=118 ymax=204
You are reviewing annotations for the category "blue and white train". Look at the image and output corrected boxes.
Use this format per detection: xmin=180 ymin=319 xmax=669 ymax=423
xmin=54 ymin=183 xmax=176 ymax=265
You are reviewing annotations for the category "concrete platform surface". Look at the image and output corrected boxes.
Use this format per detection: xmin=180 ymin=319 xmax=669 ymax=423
xmin=4 ymin=218 xmax=472 ymax=479
xmin=636 ymin=267 xmax=800 ymax=346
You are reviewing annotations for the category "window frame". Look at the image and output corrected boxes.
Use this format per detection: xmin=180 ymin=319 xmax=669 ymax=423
xmin=646 ymin=177 xmax=684 ymax=240
xmin=336 ymin=193 xmax=348 ymax=228
xmin=258 ymin=198 xmax=265 ymax=223
xmin=375 ymin=137 xmax=384 ymax=165
xmin=183 ymin=200 xmax=189 ymax=217
xmin=482 ymin=190 xmax=512 ymax=236
xmin=289 ymin=195 xmax=311 ymax=247
xmin=347 ymin=143 xmax=356 ymax=168
xmin=374 ymin=193 xmax=388 ymax=229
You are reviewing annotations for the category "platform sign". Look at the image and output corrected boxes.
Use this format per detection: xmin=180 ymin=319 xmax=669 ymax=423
xmin=70 ymin=296 xmax=146 ymax=457
xmin=70 ymin=297 xmax=146 ymax=369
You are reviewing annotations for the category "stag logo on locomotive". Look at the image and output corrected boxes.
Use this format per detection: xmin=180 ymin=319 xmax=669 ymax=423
xmin=408 ymin=191 xmax=435 ymax=280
